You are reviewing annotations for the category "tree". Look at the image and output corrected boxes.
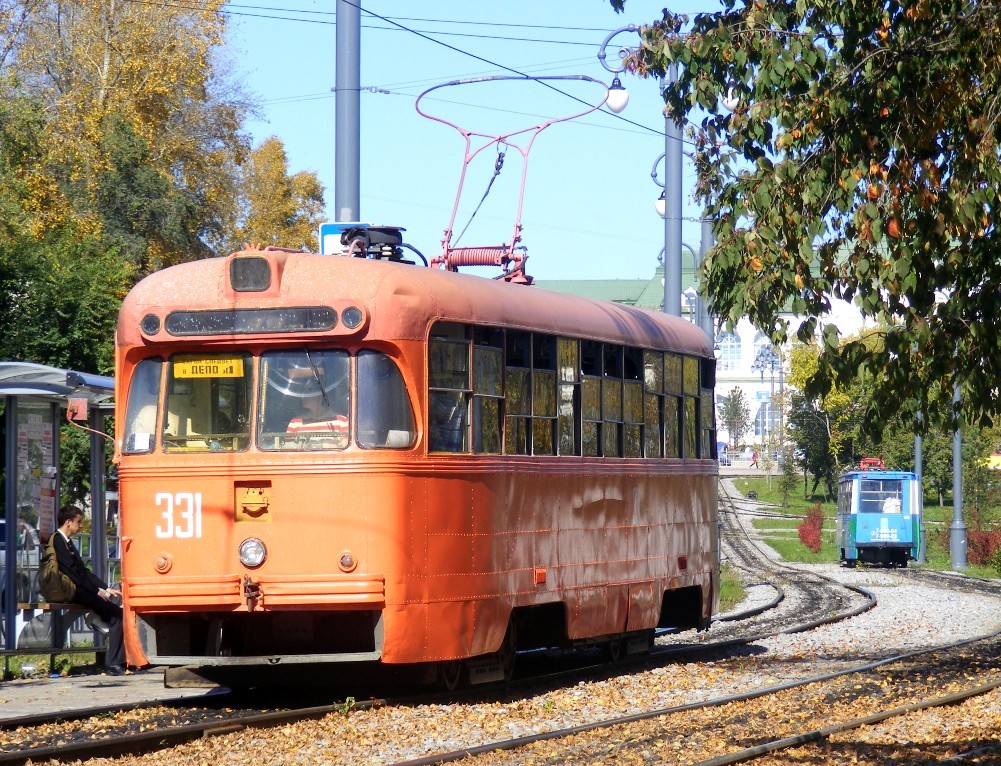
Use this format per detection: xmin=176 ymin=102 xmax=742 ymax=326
xmin=229 ymin=137 xmax=325 ymax=253
xmin=3 ymin=0 xmax=254 ymax=269
xmin=718 ymin=386 xmax=751 ymax=450
xmin=614 ymin=0 xmax=1001 ymax=437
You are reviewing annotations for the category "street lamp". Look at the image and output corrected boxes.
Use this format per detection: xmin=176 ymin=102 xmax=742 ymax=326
xmin=598 ymin=25 xmax=682 ymax=318
xmin=652 ymin=153 xmax=715 ymax=337
xmin=751 ymin=345 xmax=784 ymax=462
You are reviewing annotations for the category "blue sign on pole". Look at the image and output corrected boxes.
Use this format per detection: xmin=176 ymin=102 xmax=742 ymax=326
xmin=318 ymin=222 xmax=369 ymax=255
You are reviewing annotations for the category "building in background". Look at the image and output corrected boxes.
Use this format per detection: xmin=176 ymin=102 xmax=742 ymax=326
xmin=537 ymin=267 xmax=867 ymax=453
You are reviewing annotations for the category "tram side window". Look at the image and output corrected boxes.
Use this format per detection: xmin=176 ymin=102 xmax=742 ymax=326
xmin=505 ymin=331 xmax=531 ymax=455
xmin=357 ymin=351 xmax=416 ymax=449
xmin=163 ymin=353 xmax=252 ymax=452
xmin=123 ymin=358 xmax=163 ymax=454
xmin=532 ymin=334 xmax=558 ymax=456
xmin=623 ymin=347 xmax=644 ymax=458
xmin=664 ymin=353 xmax=683 ymax=458
xmin=557 ymin=338 xmax=580 ymax=455
xmin=682 ymin=356 xmax=700 ymax=458
xmin=429 ymin=323 xmax=471 ymax=452
xmin=643 ymin=351 xmax=664 ymax=458
xmin=258 ymin=350 xmax=350 ymax=451
xmin=602 ymin=345 xmax=623 ymax=457
xmin=581 ymin=340 xmax=603 ymax=456
xmin=701 ymin=356 xmax=717 ymax=459
xmin=472 ymin=327 xmax=503 ymax=454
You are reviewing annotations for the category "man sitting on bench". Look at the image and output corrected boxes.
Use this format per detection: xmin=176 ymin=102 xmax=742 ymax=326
xmin=51 ymin=505 xmax=127 ymax=675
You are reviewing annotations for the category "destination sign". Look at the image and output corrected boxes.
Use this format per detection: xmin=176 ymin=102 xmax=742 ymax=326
xmin=174 ymin=357 xmax=244 ymax=378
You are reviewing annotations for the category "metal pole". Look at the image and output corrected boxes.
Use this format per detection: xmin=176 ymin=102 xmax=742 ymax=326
xmin=3 ymin=397 xmax=15 ymax=651
xmin=950 ymin=382 xmax=967 ymax=569
xmin=335 ymin=0 xmax=361 ymax=222
xmin=915 ymin=413 xmax=925 ymax=563
xmin=89 ymin=407 xmax=107 ymax=586
xmin=699 ymin=216 xmax=715 ymax=342
xmin=664 ymin=66 xmax=682 ymax=318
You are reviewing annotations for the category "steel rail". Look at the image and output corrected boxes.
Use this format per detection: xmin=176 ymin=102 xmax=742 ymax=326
xmin=382 ymin=630 xmax=1001 ymax=766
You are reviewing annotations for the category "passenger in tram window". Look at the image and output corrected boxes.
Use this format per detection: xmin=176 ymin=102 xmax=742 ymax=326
xmin=48 ymin=505 xmax=128 ymax=675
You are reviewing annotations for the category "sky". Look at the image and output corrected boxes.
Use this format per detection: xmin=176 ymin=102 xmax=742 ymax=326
xmin=223 ymin=1 xmax=715 ymax=282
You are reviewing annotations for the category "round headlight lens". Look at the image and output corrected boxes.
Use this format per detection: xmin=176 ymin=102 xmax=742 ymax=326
xmin=338 ymin=550 xmax=357 ymax=572
xmin=239 ymin=537 xmax=267 ymax=568
xmin=140 ymin=314 xmax=161 ymax=335
xmin=341 ymin=306 xmax=363 ymax=329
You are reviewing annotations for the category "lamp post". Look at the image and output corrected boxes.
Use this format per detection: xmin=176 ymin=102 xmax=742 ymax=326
xmin=598 ymin=26 xmax=682 ymax=318
xmin=751 ymin=345 xmax=784 ymax=463
xmin=652 ymin=153 xmax=715 ymax=339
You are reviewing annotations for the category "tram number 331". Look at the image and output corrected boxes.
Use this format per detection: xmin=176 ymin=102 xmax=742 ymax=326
xmin=155 ymin=492 xmax=203 ymax=539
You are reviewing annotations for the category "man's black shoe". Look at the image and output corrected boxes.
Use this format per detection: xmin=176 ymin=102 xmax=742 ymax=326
xmin=105 ymin=664 xmax=127 ymax=676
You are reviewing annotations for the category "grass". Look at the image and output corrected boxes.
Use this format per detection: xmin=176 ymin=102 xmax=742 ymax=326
xmin=2 ymin=651 xmax=97 ymax=680
xmin=719 ymin=564 xmax=744 ymax=613
xmin=730 ymin=476 xmax=1001 ymax=577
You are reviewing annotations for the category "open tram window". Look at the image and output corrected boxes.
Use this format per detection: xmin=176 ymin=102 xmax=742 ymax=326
xmin=162 ymin=353 xmax=252 ymax=452
xmin=123 ymin=358 xmax=163 ymax=454
xmin=257 ymin=350 xmax=350 ymax=451
xmin=357 ymin=351 xmax=416 ymax=449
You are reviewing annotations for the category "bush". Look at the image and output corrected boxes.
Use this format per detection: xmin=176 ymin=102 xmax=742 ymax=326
xmin=798 ymin=502 xmax=824 ymax=553
xmin=967 ymin=528 xmax=1001 ymax=566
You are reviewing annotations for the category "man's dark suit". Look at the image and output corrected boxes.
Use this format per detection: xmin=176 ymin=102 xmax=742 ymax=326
xmin=52 ymin=531 xmax=125 ymax=669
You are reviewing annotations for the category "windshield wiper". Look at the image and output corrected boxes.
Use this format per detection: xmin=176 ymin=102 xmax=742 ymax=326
xmin=303 ymin=349 xmax=329 ymax=407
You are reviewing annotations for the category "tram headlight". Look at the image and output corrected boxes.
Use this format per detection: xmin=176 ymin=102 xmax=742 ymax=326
xmin=140 ymin=314 xmax=161 ymax=335
xmin=341 ymin=306 xmax=363 ymax=329
xmin=338 ymin=550 xmax=358 ymax=572
xmin=239 ymin=537 xmax=267 ymax=568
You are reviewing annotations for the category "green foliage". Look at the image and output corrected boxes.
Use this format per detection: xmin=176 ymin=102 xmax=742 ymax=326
xmin=718 ymin=386 xmax=751 ymax=449
xmin=94 ymin=114 xmax=208 ymax=270
xmin=0 ymin=228 xmax=132 ymax=373
xmin=778 ymin=443 xmax=799 ymax=506
xmin=620 ymin=0 xmax=1001 ymax=437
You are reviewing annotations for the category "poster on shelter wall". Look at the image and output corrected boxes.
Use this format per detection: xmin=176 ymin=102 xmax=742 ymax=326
xmin=15 ymin=401 xmax=56 ymax=539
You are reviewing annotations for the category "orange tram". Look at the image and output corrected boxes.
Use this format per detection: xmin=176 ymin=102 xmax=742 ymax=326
xmin=114 ymin=229 xmax=720 ymax=688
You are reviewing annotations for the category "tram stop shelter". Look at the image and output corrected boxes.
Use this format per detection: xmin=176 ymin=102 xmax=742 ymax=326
xmin=1 ymin=361 xmax=115 ymax=659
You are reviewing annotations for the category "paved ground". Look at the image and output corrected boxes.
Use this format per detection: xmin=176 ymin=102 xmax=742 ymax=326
xmin=0 ymin=668 xmax=217 ymax=722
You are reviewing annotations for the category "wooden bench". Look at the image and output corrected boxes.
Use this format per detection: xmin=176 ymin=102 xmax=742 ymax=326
xmin=6 ymin=602 xmax=107 ymax=674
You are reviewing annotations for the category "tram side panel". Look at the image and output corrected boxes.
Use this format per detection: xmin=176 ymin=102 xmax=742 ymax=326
xmin=386 ymin=463 xmax=716 ymax=665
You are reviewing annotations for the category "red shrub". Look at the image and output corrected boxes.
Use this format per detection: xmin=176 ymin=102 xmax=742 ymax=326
xmin=798 ymin=502 xmax=824 ymax=554
xmin=966 ymin=528 xmax=1001 ymax=566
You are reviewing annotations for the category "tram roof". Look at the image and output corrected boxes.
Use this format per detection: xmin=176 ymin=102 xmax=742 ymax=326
xmin=119 ymin=250 xmax=713 ymax=356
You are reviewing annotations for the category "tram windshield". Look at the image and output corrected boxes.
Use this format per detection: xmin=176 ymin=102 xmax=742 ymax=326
xmin=162 ymin=353 xmax=253 ymax=452
xmin=858 ymin=478 xmax=904 ymax=514
xmin=122 ymin=349 xmax=417 ymax=454
xmin=259 ymin=350 xmax=351 ymax=451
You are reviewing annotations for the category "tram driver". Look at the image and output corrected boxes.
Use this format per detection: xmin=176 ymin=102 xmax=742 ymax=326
xmin=287 ymin=388 xmax=349 ymax=437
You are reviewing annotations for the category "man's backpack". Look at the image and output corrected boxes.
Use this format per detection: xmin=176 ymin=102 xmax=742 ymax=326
xmin=39 ymin=535 xmax=76 ymax=602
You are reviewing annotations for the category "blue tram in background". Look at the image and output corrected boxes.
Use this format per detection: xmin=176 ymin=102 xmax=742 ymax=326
xmin=836 ymin=460 xmax=922 ymax=567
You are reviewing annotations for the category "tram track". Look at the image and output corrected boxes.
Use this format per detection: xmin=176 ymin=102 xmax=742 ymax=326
xmin=381 ymin=629 xmax=1001 ymax=766
xmin=5 ymin=483 xmax=997 ymax=765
